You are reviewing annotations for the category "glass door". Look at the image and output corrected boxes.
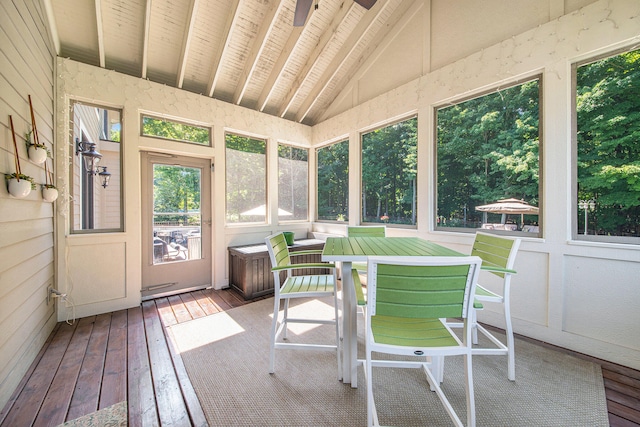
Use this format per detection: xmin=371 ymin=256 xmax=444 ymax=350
xmin=141 ymin=152 xmax=212 ymax=300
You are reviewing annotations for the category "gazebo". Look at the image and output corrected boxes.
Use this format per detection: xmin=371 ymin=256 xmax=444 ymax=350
xmin=475 ymin=198 xmax=539 ymax=227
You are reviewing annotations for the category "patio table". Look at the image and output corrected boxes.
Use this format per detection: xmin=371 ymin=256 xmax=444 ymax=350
xmin=322 ymin=236 xmax=464 ymax=387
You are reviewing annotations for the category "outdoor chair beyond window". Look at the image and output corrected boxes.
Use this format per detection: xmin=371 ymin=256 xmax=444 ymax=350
xmin=265 ymin=232 xmax=341 ymax=377
xmin=364 ymin=256 xmax=482 ymax=427
xmin=448 ymin=232 xmax=521 ymax=381
xmin=347 ymin=225 xmax=386 ymax=274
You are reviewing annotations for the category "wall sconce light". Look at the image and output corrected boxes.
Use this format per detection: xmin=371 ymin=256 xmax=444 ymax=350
xmin=97 ymin=166 xmax=111 ymax=188
xmin=76 ymin=138 xmax=110 ymax=188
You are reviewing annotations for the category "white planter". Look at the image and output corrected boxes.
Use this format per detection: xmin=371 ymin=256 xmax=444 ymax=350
xmin=42 ymin=187 xmax=59 ymax=202
xmin=28 ymin=145 xmax=48 ymax=164
xmin=7 ymin=178 xmax=32 ymax=198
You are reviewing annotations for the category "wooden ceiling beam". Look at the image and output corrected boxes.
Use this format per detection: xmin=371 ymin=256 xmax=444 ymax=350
xmin=315 ymin=0 xmax=424 ymax=124
xmin=295 ymin=0 xmax=407 ymax=123
xmin=277 ymin=0 xmax=359 ymax=118
xmin=42 ymin=0 xmax=60 ymax=55
xmin=141 ymin=0 xmax=152 ymax=79
xmin=233 ymin=0 xmax=284 ymax=105
xmin=95 ymin=0 xmax=105 ymax=68
xmin=206 ymin=0 xmax=242 ymax=98
xmin=176 ymin=0 xmax=199 ymax=88
xmin=255 ymin=24 xmax=304 ymax=113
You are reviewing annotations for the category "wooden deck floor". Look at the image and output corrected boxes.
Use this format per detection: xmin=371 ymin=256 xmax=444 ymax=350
xmin=0 ymin=288 xmax=638 ymax=426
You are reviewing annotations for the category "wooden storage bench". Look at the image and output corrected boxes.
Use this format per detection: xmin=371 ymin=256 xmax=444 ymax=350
xmin=228 ymin=238 xmax=329 ymax=300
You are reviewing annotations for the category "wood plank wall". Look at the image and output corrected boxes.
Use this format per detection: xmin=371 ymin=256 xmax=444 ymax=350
xmin=0 ymin=0 xmax=57 ymax=410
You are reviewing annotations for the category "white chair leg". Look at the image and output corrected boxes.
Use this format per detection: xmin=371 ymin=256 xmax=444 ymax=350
xmin=464 ymin=352 xmax=476 ymax=427
xmin=366 ymin=351 xmax=377 ymax=427
xmin=282 ymin=298 xmax=290 ymax=340
xmin=269 ymin=298 xmax=280 ymax=374
xmin=504 ymin=299 xmax=515 ymax=381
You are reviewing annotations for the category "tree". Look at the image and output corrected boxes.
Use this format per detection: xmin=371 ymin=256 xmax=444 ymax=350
xmin=361 ymin=117 xmax=417 ymax=224
xmin=436 ymin=79 xmax=540 ymax=228
xmin=317 ymin=140 xmax=349 ymax=221
xmin=154 ymin=165 xmax=201 ymax=225
xmin=576 ymin=49 xmax=640 ymax=236
xmin=143 ymin=116 xmax=209 ymax=144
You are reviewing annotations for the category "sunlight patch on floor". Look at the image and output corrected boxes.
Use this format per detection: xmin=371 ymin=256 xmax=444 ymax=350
xmin=169 ymin=312 xmax=245 ymax=353
xmin=272 ymin=298 xmax=337 ymax=335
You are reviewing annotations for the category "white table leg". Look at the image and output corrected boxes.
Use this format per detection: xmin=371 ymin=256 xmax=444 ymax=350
xmin=341 ymin=261 xmax=358 ymax=387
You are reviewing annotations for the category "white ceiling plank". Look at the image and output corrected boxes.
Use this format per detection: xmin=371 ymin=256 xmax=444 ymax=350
xmin=176 ymin=0 xmax=199 ymax=88
xmin=232 ymin=0 xmax=285 ymax=105
xmin=277 ymin=1 xmax=359 ymax=118
xmin=295 ymin=0 xmax=403 ymax=123
xmin=206 ymin=0 xmax=242 ymax=98
xmin=141 ymin=0 xmax=152 ymax=79
xmin=45 ymin=0 xmax=571 ymax=126
xmin=316 ymin=0 xmax=423 ymax=123
xmin=95 ymin=0 xmax=105 ymax=68
xmin=256 ymin=24 xmax=304 ymax=112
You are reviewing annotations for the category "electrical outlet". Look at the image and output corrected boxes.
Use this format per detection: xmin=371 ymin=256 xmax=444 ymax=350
xmin=47 ymin=284 xmax=53 ymax=305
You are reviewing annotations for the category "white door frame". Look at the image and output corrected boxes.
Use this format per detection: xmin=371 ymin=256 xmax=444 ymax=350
xmin=140 ymin=152 xmax=212 ymax=300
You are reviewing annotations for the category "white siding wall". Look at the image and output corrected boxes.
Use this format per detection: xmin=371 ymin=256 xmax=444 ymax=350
xmin=0 ymin=0 xmax=56 ymax=410
xmin=314 ymin=0 xmax=640 ymax=370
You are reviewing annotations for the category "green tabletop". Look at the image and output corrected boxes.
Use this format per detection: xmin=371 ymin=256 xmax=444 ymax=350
xmin=322 ymin=237 xmax=463 ymax=260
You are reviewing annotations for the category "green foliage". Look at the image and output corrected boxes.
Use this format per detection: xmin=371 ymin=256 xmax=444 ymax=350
xmin=361 ymin=117 xmax=417 ymax=224
xmin=577 ymin=49 xmax=640 ymax=237
xmin=436 ymin=80 xmax=540 ymax=229
xmin=143 ymin=116 xmax=209 ymax=145
xmin=317 ymin=140 xmax=349 ymax=221
xmin=153 ymin=165 xmax=201 ymax=224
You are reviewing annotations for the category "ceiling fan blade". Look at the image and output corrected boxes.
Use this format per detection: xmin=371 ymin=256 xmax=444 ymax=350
xmin=293 ymin=0 xmax=314 ymax=26
xmin=354 ymin=0 xmax=377 ymax=10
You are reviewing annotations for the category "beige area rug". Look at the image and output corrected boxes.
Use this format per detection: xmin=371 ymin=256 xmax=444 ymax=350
xmin=57 ymin=401 xmax=127 ymax=426
xmin=168 ymin=297 xmax=609 ymax=426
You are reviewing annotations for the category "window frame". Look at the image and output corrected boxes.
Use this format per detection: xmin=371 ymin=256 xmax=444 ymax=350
xmin=571 ymin=45 xmax=640 ymax=245
xmin=433 ymin=75 xmax=543 ymax=237
xmin=360 ymin=115 xmax=418 ymax=229
xmin=277 ymin=142 xmax=309 ymax=223
xmin=224 ymin=131 xmax=268 ymax=225
xmin=140 ymin=113 xmax=212 ymax=147
xmin=69 ymin=100 xmax=124 ymax=234
xmin=316 ymin=138 xmax=350 ymax=223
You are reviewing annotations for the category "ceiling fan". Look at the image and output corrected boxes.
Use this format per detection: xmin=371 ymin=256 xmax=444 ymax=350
xmin=294 ymin=0 xmax=377 ymax=26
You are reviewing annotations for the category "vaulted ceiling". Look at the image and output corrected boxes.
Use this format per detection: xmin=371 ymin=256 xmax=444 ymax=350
xmin=46 ymin=0 xmax=416 ymax=126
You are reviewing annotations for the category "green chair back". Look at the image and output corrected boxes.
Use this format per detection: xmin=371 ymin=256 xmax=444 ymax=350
xmin=370 ymin=256 xmax=481 ymax=320
xmin=471 ymin=232 xmax=520 ymax=278
xmin=347 ymin=226 xmax=386 ymax=238
xmin=267 ymin=233 xmax=291 ymax=268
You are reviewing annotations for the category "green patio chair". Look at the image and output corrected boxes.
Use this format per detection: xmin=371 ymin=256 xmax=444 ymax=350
xmin=265 ymin=232 xmax=341 ymax=377
xmin=364 ymin=256 xmax=482 ymax=427
xmin=470 ymin=232 xmax=521 ymax=380
xmin=447 ymin=232 xmax=521 ymax=381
